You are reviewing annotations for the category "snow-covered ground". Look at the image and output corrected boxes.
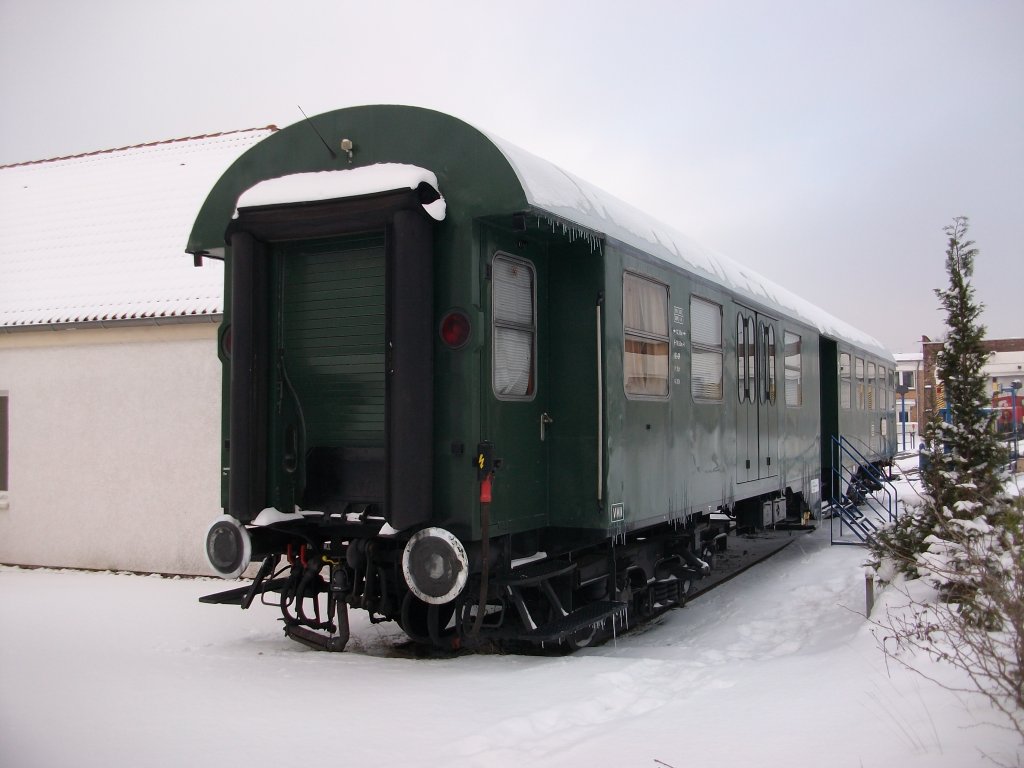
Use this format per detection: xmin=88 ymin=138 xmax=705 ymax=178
xmin=2 ymin=498 xmax=1020 ymax=768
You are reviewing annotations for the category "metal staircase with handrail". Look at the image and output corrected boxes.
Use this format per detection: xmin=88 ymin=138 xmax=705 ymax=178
xmin=828 ymin=436 xmax=899 ymax=545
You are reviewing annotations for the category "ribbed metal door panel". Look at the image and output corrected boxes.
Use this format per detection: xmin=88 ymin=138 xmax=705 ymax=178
xmin=281 ymin=234 xmax=386 ymax=448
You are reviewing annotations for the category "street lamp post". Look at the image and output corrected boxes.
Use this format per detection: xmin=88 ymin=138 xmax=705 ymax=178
xmin=1012 ymin=379 xmax=1021 ymax=461
xmin=896 ymin=383 xmax=910 ymax=451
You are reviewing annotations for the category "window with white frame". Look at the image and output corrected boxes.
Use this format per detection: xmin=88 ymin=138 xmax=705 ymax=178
xmin=691 ymin=296 xmax=723 ymax=401
xmin=784 ymin=332 xmax=802 ymax=406
xmin=840 ymin=353 xmax=852 ymax=409
xmin=492 ymin=254 xmax=536 ymax=399
xmin=856 ymin=357 xmax=865 ymax=409
xmin=623 ymin=273 xmax=669 ymax=397
xmin=763 ymin=323 xmax=777 ymax=404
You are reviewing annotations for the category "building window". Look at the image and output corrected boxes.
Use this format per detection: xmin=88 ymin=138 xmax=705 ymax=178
xmin=623 ymin=273 xmax=669 ymax=397
xmin=784 ymin=332 xmax=802 ymax=406
xmin=492 ymin=253 xmax=536 ymax=399
xmin=840 ymin=353 xmax=852 ymax=409
xmin=867 ymin=362 xmax=876 ymax=410
xmin=901 ymin=370 xmax=915 ymax=389
xmin=856 ymin=357 xmax=865 ymax=409
xmin=691 ymin=296 xmax=723 ymax=401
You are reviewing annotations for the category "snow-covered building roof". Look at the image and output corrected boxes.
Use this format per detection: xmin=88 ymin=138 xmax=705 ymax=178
xmin=0 ymin=128 xmax=275 ymax=330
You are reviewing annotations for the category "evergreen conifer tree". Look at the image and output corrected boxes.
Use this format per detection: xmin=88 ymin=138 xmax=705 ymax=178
xmin=926 ymin=217 xmax=1009 ymax=512
xmin=877 ymin=217 xmax=1012 ymax=575
xmin=871 ymin=218 xmax=1023 ymax=732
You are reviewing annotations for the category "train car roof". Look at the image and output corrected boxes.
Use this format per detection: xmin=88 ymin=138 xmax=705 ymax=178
xmin=187 ymin=105 xmax=891 ymax=360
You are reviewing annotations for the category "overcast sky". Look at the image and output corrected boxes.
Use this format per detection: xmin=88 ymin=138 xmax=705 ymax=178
xmin=1 ymin=0 xmax=1020 ymax=352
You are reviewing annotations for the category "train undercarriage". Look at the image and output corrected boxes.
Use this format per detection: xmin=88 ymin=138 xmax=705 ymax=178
xmin=201 ymin=497 xmax=810 ymax=653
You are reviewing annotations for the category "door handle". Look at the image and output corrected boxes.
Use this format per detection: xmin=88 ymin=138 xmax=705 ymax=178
xmin=541 ymin=412 xmax=554 ymax=441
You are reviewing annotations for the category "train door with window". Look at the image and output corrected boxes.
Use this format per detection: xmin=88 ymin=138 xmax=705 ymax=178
xmin=736 ymin=306 xmax=779 ymax=481
xmin=483 ymin=231 xmax=550 ymax=535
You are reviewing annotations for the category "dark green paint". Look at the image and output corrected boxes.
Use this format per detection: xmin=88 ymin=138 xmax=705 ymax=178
xmin=190 ymin=105 xmax=894 ymax=547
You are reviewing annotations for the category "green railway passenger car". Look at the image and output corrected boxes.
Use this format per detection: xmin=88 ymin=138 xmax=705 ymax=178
xmin=191 ymin=105 xmax=896 ymax=651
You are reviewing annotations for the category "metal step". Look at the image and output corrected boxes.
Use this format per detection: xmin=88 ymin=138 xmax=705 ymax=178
xmin=496 ymin=559 xmax=576 ymax=587
xmin=520 ymin=600 xmax=625 ymax=644
xmin=284 ymin=624 xmax=347 ymax=652
xmin=198 ymin=577 xmax=290 ymax=605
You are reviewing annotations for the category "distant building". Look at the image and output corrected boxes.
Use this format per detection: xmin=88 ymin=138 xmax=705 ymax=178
xmin=0 ymin=128 xmax=275 ymax=574
xmin=915 ymin=335 xmax=1024 ymax=434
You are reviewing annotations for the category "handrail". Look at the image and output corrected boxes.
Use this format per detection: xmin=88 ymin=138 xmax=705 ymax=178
xmin=829 ymin=435 xmax=899 ymax=545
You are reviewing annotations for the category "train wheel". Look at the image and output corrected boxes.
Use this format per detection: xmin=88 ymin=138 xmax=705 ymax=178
xmin=399 ymin=592 xmax=456 ymax=648
xmin=700 ymin=544 xmax=716 ymax=572
xmin=564 ymin=623 xmax=597 ymax=651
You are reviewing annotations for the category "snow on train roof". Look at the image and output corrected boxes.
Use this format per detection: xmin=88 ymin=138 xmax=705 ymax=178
xmin=235 ymin=164 xmax=446 ymax=221
xmin=0 ymin=128 xmax=273 ymax=329
xmin=490 ymin=135 xmax=891 ymax=359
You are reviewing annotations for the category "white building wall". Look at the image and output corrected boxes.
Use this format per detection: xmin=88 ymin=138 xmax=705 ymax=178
xmin=0 ymin=323 xmax=222 ymax=575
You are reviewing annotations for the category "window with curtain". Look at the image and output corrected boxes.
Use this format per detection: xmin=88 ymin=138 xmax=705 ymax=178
xmin=623 ymin=272 xmax=669 ymax=397
xmin=691 ymin=296 xmax=723 ymax=401
xmin=784 ymin=332 xmax=802 ymax=406
xmin=492 ymin=254 xmax=536 ymax=399
xmin=867 ymin=362 xmax=876 ymax=410
xmin=840 ymin=352 xmax=852 ymax=409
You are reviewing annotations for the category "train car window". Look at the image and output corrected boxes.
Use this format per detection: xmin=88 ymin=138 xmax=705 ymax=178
xmin=839 ymin=353 xmax=852 ymax=409
xmin=867 ymin=362 xmax=876 ymax=410
xmin=745 ymin=317 xmax=756 ymax=404
xmin=623 ymin=273 xmax=669 ymax=397
xmin=737 ymin=315 xmax=753 ymax=405
xmin=784 ymin=332 xmax=802 ymax=406
xmin=855 ymin=357 xmax=865 ymax=409
xmin=765 ymin=324 xmax=777 ymax=404
xmin=691 ymin=296 xmax=723 ymax=401
xmin=492 ymin=254 xmax=536 ymax=399
xmin=736 ymin=313 xmax=747 ymax=402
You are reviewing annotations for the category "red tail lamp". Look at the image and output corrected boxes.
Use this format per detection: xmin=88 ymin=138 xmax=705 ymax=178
xmin=439 ymin=310 xmax=471 ymax=349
